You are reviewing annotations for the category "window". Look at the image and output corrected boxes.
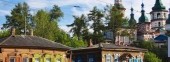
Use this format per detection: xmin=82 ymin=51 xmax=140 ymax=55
xmin=35 ymin=58 xmax=40 ymax=62
xmin=158 ymin=22 xmax=161 ymax=27
xmin=106 ymin=55 xmax=111 ymax=62
xmin=114 ymin=55 xmax=119 ymax=62
xmin=164 ymin=13 xmax=166 ymax=18
xmin=77 ymin=56 xmax=82 ymax=62
xmin=23 ymin=57 xmax=29 ymax=62
xmin=56 ymin=58 xmax=61 ymax=62
xmin=129 ymin=58 xmax=132 ymax=62
xmin=10 ymin=57 xmax=15 ymax=62
xmin=151 ymin=14 xmax=154 ymax=19
xmin=46 ymin=58 xmax=51 ymax=62
xmin=88 ymin=55 xmax=95 ymax=62
xmin=157 ymin=13 xmax=161 ymax=18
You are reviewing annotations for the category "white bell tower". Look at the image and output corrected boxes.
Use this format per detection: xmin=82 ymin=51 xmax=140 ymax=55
xmin=150 ymin=0 xmax=168 ymax=35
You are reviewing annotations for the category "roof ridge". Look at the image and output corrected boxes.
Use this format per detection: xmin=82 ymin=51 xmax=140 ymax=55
xmin=32 ymin=36 xmax=71 ymax=49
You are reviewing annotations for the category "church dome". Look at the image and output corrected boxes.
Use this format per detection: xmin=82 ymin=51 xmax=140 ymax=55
xmin=138 ymin=3 xmax=149 ymax=23
xmin=152 ymin=0 xmax=166 ymax=11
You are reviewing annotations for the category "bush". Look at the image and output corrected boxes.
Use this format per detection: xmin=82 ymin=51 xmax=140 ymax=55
xmin=144 ymin=52 xmax=162 ymax=62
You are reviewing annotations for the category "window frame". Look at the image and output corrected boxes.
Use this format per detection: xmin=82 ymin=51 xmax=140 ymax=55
xmin=9 ymin=57 xmax=15 ymax=62
xmin=35 ymin=58 xmax=40 ymax=62
xmin=106 ymin=54 xmax=112 ymax=62
xmin=23 ymin=57 xmax=29 ymax=62
xmin=46 ymin=58 xmax=51 ymax=62
xmin=56 ymin=58 xmax=62 ymax=62
xmin=88 ymin=54 xmax=95 ymax=62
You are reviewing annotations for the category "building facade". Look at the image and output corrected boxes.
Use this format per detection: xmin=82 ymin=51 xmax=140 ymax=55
xmin=0 ymin=28 xmax=71 ymax=62
xmin=70 ymin=43 xmax=147 ymax=62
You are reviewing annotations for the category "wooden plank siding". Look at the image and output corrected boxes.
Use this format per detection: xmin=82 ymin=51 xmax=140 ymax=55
xmin=1 ymin=48 xmax=68 ymax=62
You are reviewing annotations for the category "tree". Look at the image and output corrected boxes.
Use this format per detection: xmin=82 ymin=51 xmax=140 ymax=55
xmin=105 ymin=6 xmax=124 ymax=43
xmin=69 ymin=36 xmax=87 ymax=48
xmin=55 ymin=30 xmax=87 ymax=48
xmin=88 ymin=7 xmax=104 ymax=44
xmin=3 ymin=2 xmax=32 ymax=34
xmin=133 ymin=40 xmax=155 ymax=51
xmin=67 ymin=15 xmax=87 ymax=40
xmin=0 ymin=30 xmax=10 ymax=38
xmin=50 ymin=5 xmax=64 ymax=22
xmin=33 ymin=10 xmax=59 ymax=41
xmin=144 ymin=52 xmax=162 ymax=62
xmin=32 ymin=5 xmax=63 ymax=41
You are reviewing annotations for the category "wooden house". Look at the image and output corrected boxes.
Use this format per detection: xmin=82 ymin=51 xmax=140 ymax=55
xmin=0 ymin=28 xmax=71 ymax=62
xmin=70 ymin=43 xmax=147 ymax=62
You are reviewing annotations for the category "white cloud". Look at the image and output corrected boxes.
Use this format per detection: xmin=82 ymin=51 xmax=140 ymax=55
xmin=2 ymin=0 xmax=170 ymax=33
xmin=0 ymin=10 xmax=10 ymax=16
xmin=59 ymin=25 xmax=71 ymax=33
xmin=26 ymin=0 xmax=49 ymax=9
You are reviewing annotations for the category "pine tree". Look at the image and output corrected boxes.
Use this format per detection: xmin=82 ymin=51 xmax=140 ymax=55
xmin=88 ymin=7 xmax=105 ymax=44
xmin=105 ymin=6 xmax=124 ymax=43
xmin=3 ymin=2 xmax=32 ymax=34
xmin=67 ymin=15 xmax=87 ymax=40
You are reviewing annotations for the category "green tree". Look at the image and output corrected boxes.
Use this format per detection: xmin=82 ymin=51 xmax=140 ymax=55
xmin=88 ymin=7 xmax=104 ymax=44
xmin=69 ymin=36 xmax=87 ymax=48
xmin=105 ymin=6 xmax=124 ymax=43
xmin=32 ymin=5 xmax=63 ymax=41
xmin=67 ymin=15 xmax=87 ymax=40
xmin=0 ymin=30 xmax=10 ymax=38
xmin=55 ymin=30 xmax=87 ymax=48
xmin=144 ymin=52 xmax=162 ymax=62
xmin=33 ymin=10 xmax=59 ymax=41
xmin=133 ymin=41 xmax=155 ymax=51
xmin=50 ymin=5 xmax=63 ymax=22
xmin=3 ymin=2 xmax=32 ymax=34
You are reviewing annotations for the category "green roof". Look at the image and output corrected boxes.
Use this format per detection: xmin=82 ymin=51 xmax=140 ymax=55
xmin=129 ymin=8 xmax=136 ymax=25
xmin=139 ymin=3 xmax=149 ymax=23
xmin=152 ymin=0 xmax=166 ymax=11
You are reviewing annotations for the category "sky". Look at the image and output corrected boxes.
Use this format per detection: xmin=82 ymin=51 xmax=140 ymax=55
xmin=0 ymin=0 xmax=170 ymax=33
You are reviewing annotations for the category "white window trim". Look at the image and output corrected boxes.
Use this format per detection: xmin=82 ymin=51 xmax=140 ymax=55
xmin=35 ymin=58 xmax=40 ymax=62
xmin=46 ymin=58 xmax=51 ymax=62
xmin=23 ymin=57 xmax=29 ymax=62
xmin=106 ymin=54 xmax=112 ymax=62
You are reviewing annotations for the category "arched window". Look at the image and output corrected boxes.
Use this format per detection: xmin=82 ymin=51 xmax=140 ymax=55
xmin=157 ymin=13 xmax=161 ymax=18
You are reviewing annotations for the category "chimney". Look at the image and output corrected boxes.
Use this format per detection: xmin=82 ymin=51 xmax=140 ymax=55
xmin=30 ymin=29 xmax=33 ymax=36
xmin=99 ymin=42 xmax=103 ymax=48
xmin=11 ymin=27 xmax=15 ymax=36
xmin=88 ymin=39 xmax=93 ymax=47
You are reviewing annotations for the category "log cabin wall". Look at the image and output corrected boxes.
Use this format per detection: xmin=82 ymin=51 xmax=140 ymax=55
xmin=1 ymin=48 xmax=68 ymax=62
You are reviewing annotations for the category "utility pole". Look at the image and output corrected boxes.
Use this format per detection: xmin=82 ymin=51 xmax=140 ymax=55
xmin=25 ymin=15 xmax=27 ymax=35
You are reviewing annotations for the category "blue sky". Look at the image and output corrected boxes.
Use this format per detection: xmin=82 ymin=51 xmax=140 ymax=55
xmin=0 ymin=0 xmax=169 ymax=32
